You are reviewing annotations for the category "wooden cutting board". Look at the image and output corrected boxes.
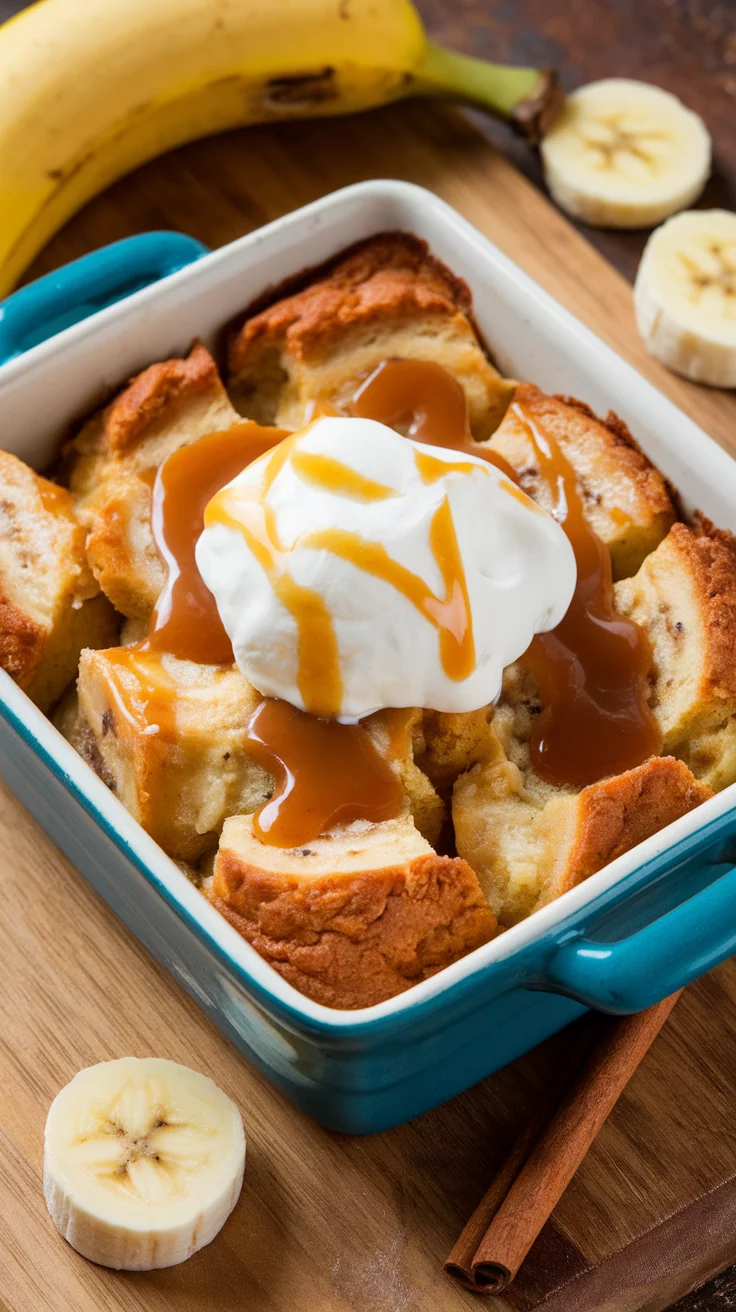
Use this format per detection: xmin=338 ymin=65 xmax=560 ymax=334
xmin=3 ymin=102 xmax=736 ymax=1312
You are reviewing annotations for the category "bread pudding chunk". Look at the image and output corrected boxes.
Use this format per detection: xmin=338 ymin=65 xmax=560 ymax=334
xmin=490 ymin=385 xmax=675 ymax=579
xmin=77 ymin=647 xmax=270 ymax=862
xmin=227 ymin=233 xmax=515 ymax=437
xmin=453 ymin=716 xmax=711 ymax=926
xmin=206 ymin=812 xmax=496 ymax=1010
xmin=614 ymin=522 xmax=736 ymax=790
xmin=69 ymin=343 xmax=241 ymax=620
xmin=504 ymin=392 xmax=661 ymax=786
xmin=0 ymin=451 xmax=117 ymax=710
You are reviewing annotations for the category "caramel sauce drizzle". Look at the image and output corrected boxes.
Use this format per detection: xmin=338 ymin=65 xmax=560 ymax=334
xmin=349 ymin=357 xmax=519 ymax=482
xmin=204 ymin=430 xmax=343 ymax=718
xmin=243 ymin=700 xmax=405 ymax=847
xmin=511 ymin=403 xmax=661 ymax=786
xmin=102 ymin=647 xmax=178 ymax=742
xmin=100 ymin=420 xmax=287 ymax=744
xmin=37 ymin=478 xmax=76 ymax=518
xmin=205 ymin=414 xmax=483 ymax=716
xmin=143 ymin=421 xmax=287 ymax=665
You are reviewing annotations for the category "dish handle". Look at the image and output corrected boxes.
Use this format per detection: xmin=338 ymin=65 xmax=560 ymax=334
xmin=543 ymin=854 xmax=736 ymax=1014
xmin=0 ymin=231 xmax=209 ymax=366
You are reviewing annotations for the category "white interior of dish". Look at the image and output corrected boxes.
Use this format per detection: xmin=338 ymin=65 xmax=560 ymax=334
xmin=2 ymin=178 xmax=735 ymax=1026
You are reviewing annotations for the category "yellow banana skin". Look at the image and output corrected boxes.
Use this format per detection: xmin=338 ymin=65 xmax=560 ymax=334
xmin=0 ymin=0 xmax=556 ymax=296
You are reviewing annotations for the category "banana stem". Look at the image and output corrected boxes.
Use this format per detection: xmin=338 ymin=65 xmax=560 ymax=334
xmin=412 ymin=40 xmax=562 ymax=144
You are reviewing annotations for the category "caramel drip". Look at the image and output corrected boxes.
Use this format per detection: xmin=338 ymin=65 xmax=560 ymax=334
xmin=304 ymin=500 xmax=475 ymax=682
xmin=413 ymin=449 xmax=480 ymax=484
xmin=497 ymin=476 xmax=545 ymax=515
xmin=349 ymin=358 xmax=518 ymax=482
xmin=101 ymin=648 xmax=178 ymax=741
xmin=290 ymin=449 xmax=397 ymax=501
xmin=204 ymin=438 xmax=343 ymax=717
xmin=512 ymin=403 xmax=661 ymax=786
xmin=143 ymin=421 xmax=287 ymax=665
xmin=243 ymin=699 xmax=405 ymax=847
xmin=37 ymin=478 xmax=75 ymax=518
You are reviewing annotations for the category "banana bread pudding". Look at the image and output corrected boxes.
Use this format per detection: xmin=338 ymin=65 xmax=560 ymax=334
xmin=2 ymin=232 xmax=731 ymax=1009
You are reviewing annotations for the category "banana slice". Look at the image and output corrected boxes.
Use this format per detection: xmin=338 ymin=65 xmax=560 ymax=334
xmin=634 ymin=209 xmax=736 ymax=387
xmin=541 ymin=79 xmax=711 ymax=228
xmin=43 ymin=1057 xmax=245 ymax=1270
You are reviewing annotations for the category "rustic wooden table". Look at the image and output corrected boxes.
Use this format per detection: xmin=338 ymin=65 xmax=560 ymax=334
xmin=1 ymin=3 xmax=736 ymax=1311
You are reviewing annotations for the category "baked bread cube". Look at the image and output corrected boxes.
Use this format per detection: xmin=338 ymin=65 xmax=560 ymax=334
xmin=77 ymin=647 xmax=271 ymax=862
xmin=76 ymin=645 xmax=445 ymax=862
xmin=0 ymin=451 xmax=118 ymax=710
xmin=453 ymin=727 xmax=711 ymax=928
xmin=206 ymin=812 xmax=496 ymax=1009
xmin=227 ymin=232 xmax=514 ymax=438
xmin=68 ymin=343 xmax=240 ymax=619
xmin=364 ymin=707 xmax=445 ymax=847
xmin=614 ymin=522 xmax=736 ymax=790
xmin=489 ymin=385 xmax=676 ymax=578
xmin=414 ymin=706 xmax=496 ymax=797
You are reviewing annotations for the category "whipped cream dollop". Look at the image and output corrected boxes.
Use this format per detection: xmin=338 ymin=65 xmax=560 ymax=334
xmin=195 ymin=416 xmax=576 ymax=719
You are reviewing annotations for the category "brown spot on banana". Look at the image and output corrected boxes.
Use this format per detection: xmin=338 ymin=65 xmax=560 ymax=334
xmin=263 ymin=69 xmax=339 ymax=111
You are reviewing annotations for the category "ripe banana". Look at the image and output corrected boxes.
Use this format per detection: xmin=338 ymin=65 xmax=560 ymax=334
xmin=43 ymin=1057 xmax=245 ymax=1270
xmin=0 ymin=0 xmax=559 ymax=298
xmin=634 ymin=210 xmax=736 ymax=388
xmin=540 ymin=79 xmax=710 ymax=229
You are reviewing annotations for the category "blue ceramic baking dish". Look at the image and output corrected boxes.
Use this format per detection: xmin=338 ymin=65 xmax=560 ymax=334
xmin=2 ymin=181 xmax=736 ymax=1135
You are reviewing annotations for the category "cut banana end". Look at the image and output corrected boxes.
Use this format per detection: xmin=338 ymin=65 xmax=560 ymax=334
xmin=634 ymin=210 xmax=736 ymax=387
xmin=43 ymin=1058 xmax=245 ymax=1270
xmin=540 ymin=79 xmax=711 ymax=229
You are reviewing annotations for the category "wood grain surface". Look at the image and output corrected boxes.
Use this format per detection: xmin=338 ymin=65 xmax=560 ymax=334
xmin=1 ymin=4 xmax=736 ymax=1311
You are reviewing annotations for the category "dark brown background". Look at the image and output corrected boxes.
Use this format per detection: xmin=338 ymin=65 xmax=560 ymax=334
xmin=1 ymin=1 xmax=735 ymax=1309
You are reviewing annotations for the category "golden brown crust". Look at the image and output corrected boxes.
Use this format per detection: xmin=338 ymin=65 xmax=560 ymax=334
xmin=227 ymin=232 xmax=514 ymax=437
xmin=491 ymin=384 xmax=676 ymax=578
xmin=207 ymin=832 xmax=496 ymax=1010
xmin=613 ymin=522 xmax=736 ymax=790
xmin=553 ymin=756 xmax=712 ymax=898
xmin=229 ymin=233 xmax=473 ymax=368
xmin=667 ymin=524 xmax=736 ymax=707
xmin=68 ymin=344 xmax=239 ymax=619
xmin=0 ymin=593 xmax=45 ymax=689
xmin=101 ymin=342 xmax=221 ymax=453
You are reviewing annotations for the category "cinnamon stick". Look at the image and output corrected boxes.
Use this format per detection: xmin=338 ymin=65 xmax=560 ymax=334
xmin=445 ymin=991 xmax=682 ymax=1294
